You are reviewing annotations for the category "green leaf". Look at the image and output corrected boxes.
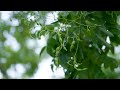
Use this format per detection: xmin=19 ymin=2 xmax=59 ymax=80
xmin=39 ymin=46 xmax=46 ymax=57
xmin=80 ymin=48 xmax=84 ymax=59
xmin=111 ymin=46 xmax=114 ymax=54
xmin=47 ymin=37 xmax=58 ymax=57
xmin=93 ymin=43 xmax=101 ymax=54
xmin=30 ymin=33 xmax=36 ymax=39
xmin=103 ymin=56 xmax=118 ymax=71
xmin=59 ymin=53 xmax=69 ymax=69
xmin=96 ymin=34 xmax=111 ymax=48
xmin=50 ymin=64 xmax=54 ymax=72
xmin=99 ymin=27 xmax=114 ymax=37
xmin=110 ymin=35 xmax=120 ymax=45
xmin=54 ymin=57 xmax=59 ymax=67
xmin=46 ymin=25 xmax=54 ymax=31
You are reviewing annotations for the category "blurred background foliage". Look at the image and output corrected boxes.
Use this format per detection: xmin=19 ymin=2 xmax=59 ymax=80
xmin=0 ymin=11 xmax=49 ymax=79
xmin=1 ymin=11 xmax=120 ymax=79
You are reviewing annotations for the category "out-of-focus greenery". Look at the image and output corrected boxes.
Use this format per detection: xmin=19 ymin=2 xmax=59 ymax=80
xmin=1 ymin=11 xmax=120 ymax=79
xmin=0 ymin=11 xmax=48 ymax=79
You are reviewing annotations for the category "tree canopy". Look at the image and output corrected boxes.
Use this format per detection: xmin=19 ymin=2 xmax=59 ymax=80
xmin=1 ymin=11 xmax=120 ymax=79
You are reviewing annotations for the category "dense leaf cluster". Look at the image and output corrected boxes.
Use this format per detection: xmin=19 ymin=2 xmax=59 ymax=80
xmin=37 ymin=11 xmax=120 ymax=78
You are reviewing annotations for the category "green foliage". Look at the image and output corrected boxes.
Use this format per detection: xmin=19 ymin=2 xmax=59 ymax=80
xmin=33 ymin=11 xmax=120 ymax=79
xmin=1 ymin=11 xmax=120 ymax=79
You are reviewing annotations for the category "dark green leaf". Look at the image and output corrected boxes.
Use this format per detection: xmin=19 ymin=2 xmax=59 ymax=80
xmin=96 ymin=34 xmax=111 ymax=48
xmin=39 ymin=46 xmax=46 ymax=57
xmin=99 ymin=27 xmax=114 ymax=37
